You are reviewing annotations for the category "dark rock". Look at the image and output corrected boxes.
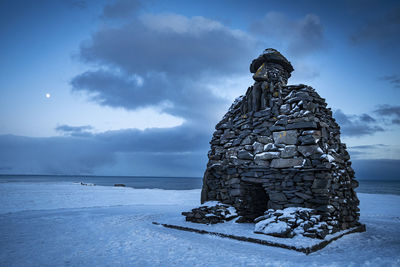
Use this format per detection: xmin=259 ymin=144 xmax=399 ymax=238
xmin=241 ymin=135 xmax=255 ymax=145
xmin=299 ymin=135 xmax=318 ymax=145
xmin=270 ymin=158 xmax=303 ymax=168
xmin=269 ymin=192 xmax=287 ymax=202
xmin=286 ymin=121 xmax=318 ymax=130
xmin=298 ymin=145 xmax=323 ymax=157
xmin=252 ymin=142 xmax=264 ymax=154
xmin=257 ymin=135 xmax=273 ymax=144
xmin=255 ymin=151 xmax=280 ymax=160
xmin=238 ymin=150 xmax=253 ymax=160
xmin=295 ymin=192 xmax=313 ymax=200
xmin=281 ymin=145 xmax=298 ymax=158
xmin=273 ymin=130 xmax=298 ymax=145
xmin=312 ymin=178 xmax=331 ymax=189
xmin=270 ymin=125 xmax=286 ymax=131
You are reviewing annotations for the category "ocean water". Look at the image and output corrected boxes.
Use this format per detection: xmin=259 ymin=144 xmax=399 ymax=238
xmin=0 ymin=175 xmax=399 ymax=195
xmin=0 ymin=175 xmax=203 ymax=190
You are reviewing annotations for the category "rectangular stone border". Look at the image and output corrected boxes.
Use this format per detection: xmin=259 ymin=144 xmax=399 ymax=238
xmin=152 ymin=222 xmax=366 ymax=254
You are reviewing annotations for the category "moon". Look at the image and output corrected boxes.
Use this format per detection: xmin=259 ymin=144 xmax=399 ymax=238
xmin=45 ymin=93 xmax=51 ymax=99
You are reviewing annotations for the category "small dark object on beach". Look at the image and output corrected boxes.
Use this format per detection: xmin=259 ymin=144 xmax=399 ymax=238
xmin=114 ymin=184 xmax=126 ymax=187
xmin=80 ymin=182 xmax=95 ymax=186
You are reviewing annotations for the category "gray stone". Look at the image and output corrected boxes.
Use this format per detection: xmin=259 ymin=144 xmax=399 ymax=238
xmin=312 ymin=178 xmax=331 ymax=189
xmin=241 ymin=135 xmax=254 ymax=145
xmin=232 ymin=138 xmax=242 ymax=146
xmin=244 ymin=145 xmax=253 ymax=151
xmin=226 ymin=168 xmax=237 ymax=175
xmin=295 ymin=192 xmax=313 ymax=200
xmin=270 ymin=125 xmax=286 ymax=131
xmin=241 ymin=171 xmax=260 ymax=177
xmin=228 ymin=178 xmax=241 ymax=185
xmin=225 ymin=149 xmax=237 ymax=159
xmin=289 ymin=197 xmax=304 ymax=204
xmin=254 ymin=160 xmax=270 ymax=167
xmin=316 ymin=205 xmax=335 ymax=213
xmin=237 ymin=150 xmax=253 ymax=160
xmin=275 ymin=117 xmax=288 ymax=126
xmin=257 ymin=135 xmax=273 ymax=144
xmin=271 ymin=158 xmax=303 ymax=168
xmin=299 ymin=135 xmax=318 ymax=145
xmin=264 ymin=143 xmax=279 ymax=151
xmin=269 ymin=192 xmax=287 ymax=202
xmin=280 ymin=104 xmax=290 ymax=114
xmin=223 ymin=142 xmax=233 ymax=148
xmin=273 ymin=130 xmax=298 ymax=145
xmin=255 ymin=151 xmax=280 ymax=160
xmin=298 ymin=145 xmax=323 ymax=157
xmin=302 ymin=130 xmax=321 ymax=138
xmin=286 ymin=121 xmax=317 ymax=130
xmin=222 ymin=130 xmax=236 ymax=139
xmin=254 ymin=109 xmax=271 ymax=118
xmin=230 ymin=188 xmax=242 ymax=196
xmin=281 ymin=145 xmax=298 ymax=158
xmin=252 ymin=141 xmax=264 ymax=154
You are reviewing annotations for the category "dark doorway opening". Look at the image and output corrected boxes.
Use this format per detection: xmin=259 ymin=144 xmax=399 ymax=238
xmin=240 ymin=182 xmax=269 ymax=221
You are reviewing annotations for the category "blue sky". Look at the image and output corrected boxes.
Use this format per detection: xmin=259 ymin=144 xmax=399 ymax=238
xmin=0 ymin=0 xmax=399 ymax=179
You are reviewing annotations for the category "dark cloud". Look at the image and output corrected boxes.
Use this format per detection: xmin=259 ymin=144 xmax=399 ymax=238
xmin=375 ymin=105 xmax=400 ymax=125
xmin=0 ymin=123 xmax=210 ymax=175
xmin=250 ymin=12 xmax=325 ymax=56
xmin=104 ymin=152 xmax=206 ymax=177
xmin=348 ymin=144 xmax=389 ymax=159
xmin=56 ymin=124 xmax=93 ymax=137
xmin=0 ymin=134 xmax=114 ymax=175
xmin=359 ymin=113 xmax=376 ymax=123
xmin=352 ymin=159 xmax=400 ymax=180
xmin=333 ymin=109 xmax=384 ymax=136
xmin=71 ymin=69 xmax=226 ymax=123
xmin=78 ymin=15 xmax=253 ymax=77
xmin=72 ymin=14 xmax=254 ymax=122
xmin=380 ymin=75 xmax=400 ymax=89
xmin=349 ymin=144 xmax=387 ymax=150
xmin=101 ymin=0 xmax=141 ymax=19
xmin=95 ymin=124 xmax=210 ymax=153
xmin=350 ymin=6 xmax=400 ymax=45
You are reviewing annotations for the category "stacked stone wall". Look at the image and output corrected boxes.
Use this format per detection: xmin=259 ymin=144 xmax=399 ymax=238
xmin=198 ymin=49 xmax=361 ymax=232
xmin=201 ymin=84 xmax=360 ymax=230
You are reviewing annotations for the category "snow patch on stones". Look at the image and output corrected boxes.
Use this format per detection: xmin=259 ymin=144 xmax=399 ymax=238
xmin=182 ymin=202 xmax=238 ymax=224
xmin=254 ymin=207 xmax=336 ymax=239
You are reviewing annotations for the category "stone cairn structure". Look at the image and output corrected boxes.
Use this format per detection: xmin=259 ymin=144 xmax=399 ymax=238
xmin=183 ymin=49 xmax=363 ymax=239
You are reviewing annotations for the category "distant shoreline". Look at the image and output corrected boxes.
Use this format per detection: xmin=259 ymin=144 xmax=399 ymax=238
xmin=0 ymin=174 xmax=399 ymax=195
xmin=0 ymin=174 xmax=202 ymax=179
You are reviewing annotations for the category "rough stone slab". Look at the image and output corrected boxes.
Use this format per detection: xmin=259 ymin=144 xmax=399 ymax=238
xmin=257 ymin=136 xmax=273 ymax=144
xmin=269 ymin=192 xmax=287 ymax=202
xmin=286 ymin=121 xmax=317 ymax=130
xmin=255 ymin=151 xmax=280 ymax=160
xmin=238 ymin=150 xmax=253 ymax=160
xmin=270 ymin=158 xmax=303 ymax=168
xmin=281 ymin=145 xmax=297 ymax=158
xmin=153 ymin=222 xmax=366 ymax=254
xmin=298 ymin=145 xmax=323 ymax=157
xmin=273 ymin=130 xmax=298 ymax=145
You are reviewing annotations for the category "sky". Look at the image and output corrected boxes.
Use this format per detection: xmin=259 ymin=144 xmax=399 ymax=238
xmin=0 ymin=0 xmax=399 ymax=179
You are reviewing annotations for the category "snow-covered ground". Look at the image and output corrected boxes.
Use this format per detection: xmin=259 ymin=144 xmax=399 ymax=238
xmin=0 ymin=182 xmax=399 ymax=266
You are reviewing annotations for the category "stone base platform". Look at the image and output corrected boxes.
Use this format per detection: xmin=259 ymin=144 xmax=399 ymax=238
xmin=153 ymin=218 xmax=366 ymax=254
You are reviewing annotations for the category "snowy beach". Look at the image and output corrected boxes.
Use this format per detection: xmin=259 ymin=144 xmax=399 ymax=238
xmin=0 ymin=182 xmax=399 ymax=266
